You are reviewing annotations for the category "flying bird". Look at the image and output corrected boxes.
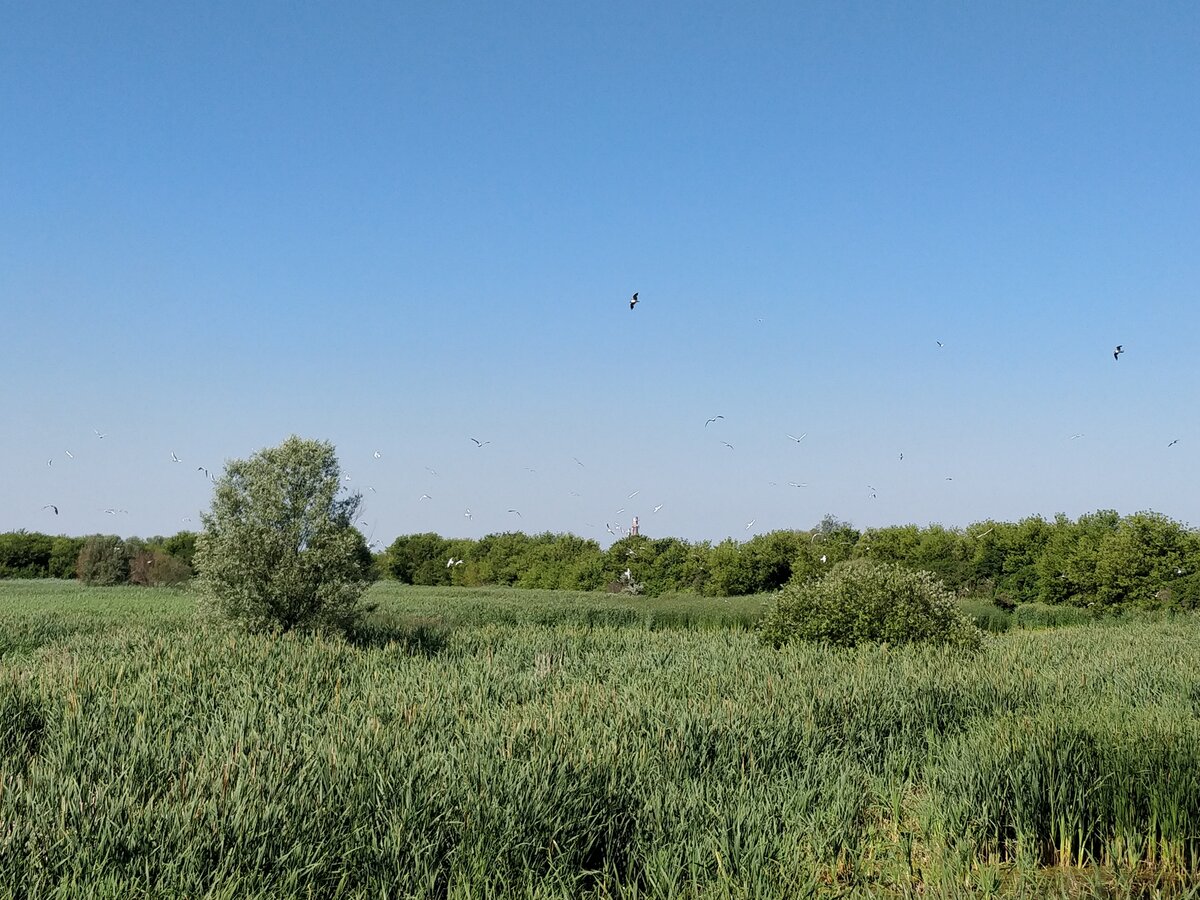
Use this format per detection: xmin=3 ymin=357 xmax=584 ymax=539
xmin=653 ymin=504 xmax=664 ymax=513
xmin=171 ymin=452 xmax=181 ymax=463
xmin=419 ymin=493 xmax=432 ymax=501
xmin=936 ymin=341 xmax=944 ymax=348
xmin=425 ymin=467 xmax=439 ymax=477
xmin=1069 ymin=434 xmax=1084 ymax=440
xmin=197 ymin=466 xmax=211 ymax=479
xmin=47 ymin=458 xmax=52 ymax=467
xmin=629 ymin=292 xmax=639 ymax=310
xmin=627 ymin=490 xmax=639 ymax=499
xmin=470 ymin=438 xmax=491 ymax=447
xmin=868 ymin=485 xmax=877 ymax=499
xmin=464 ymin=508 xmax=473 ymax=519
xmin=573 ymin=457 xmax=585 ymax=467
xmin=785 ymin=433 xmax=807 ymax=443
xmin=1113 ymin=345 xmax=1124 ymax=360
xmin=898 ymin=452 xmax=903 ymax=460
xmin=507 ymin=509 xmax=522 ymax=517
xmin=605 ymin=523 xmax=616 ymax=535
xmin=94 ymin=429 xmax=105 ymax=439
xmin=64 ymin=450 xmax=74 ymax=459
xmin=42 ymin=504 xmax=58 ymax=515
xmin=745 ymin=520 xmax=755 ymax=530
xmin=1168 ymin=439 xmax=1180 ymax=447
xmin=373 ymin=450 xmax=381 ymax=459
xmin=704 ymin=415 xmax=724 ymax=427
xmin=721 ymin=442 xmax=734 ymax=451
xmin=787 ymin=481 xmax=807 ymax=488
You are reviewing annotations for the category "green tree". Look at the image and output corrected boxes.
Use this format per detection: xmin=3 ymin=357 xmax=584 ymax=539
xmin=0 ymin=531 xmax=53 ymax=578
xmin=161 ymin=531 xmax=198 ymax=568
xmin=75 ymin=535 xmax=130 ymax=585
xmin=193 ymin=436 xmax=372 ymax=634
xmin=48 ymin=536 xmax=85 ymax=579
xmin=385 ymin=533 xmax=452 ymax=585
xmin=1094 ymin=511 xmax=1192 ymax=608
xmin=1035 ymin=511 xmax=1118 ymax=606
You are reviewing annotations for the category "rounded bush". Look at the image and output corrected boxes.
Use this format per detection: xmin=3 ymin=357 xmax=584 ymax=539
xmin=759 ymin=559 xmax=982 ymax=651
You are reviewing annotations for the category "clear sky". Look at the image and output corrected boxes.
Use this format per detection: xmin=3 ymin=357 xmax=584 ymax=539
xmin=3 ymin=1 xmax=1198 ymax=546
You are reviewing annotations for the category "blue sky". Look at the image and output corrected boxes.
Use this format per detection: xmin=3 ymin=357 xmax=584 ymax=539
xmin=3 ymin=1 xmax=1198 ymax=545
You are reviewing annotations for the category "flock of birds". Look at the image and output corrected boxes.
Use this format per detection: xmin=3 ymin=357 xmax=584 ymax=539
xmin=29 ymin=293 xmax=1180 ymax=545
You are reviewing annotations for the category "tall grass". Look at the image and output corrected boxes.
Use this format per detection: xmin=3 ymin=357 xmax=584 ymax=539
xmin=0 ymin=581 xmax=1198 ymax=897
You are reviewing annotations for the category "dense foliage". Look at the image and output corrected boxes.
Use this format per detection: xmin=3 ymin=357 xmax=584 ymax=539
xmin=5 ymin=507 xmax=1200 ymax=616
xmin=0 ymin=580 xmax=1198 ymax=897
xmin=759 ymin=559 xmax=983 ymax=651
xmin=193 ymin=436 xmax=374 ymax=634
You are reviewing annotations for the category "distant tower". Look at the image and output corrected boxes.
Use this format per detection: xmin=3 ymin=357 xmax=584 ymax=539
xmin=630 ymin=516 xmax=639 ymax=536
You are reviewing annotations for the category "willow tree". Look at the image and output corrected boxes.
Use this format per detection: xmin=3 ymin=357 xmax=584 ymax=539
xmin=194 ymin=436 xmax=372 ymax=634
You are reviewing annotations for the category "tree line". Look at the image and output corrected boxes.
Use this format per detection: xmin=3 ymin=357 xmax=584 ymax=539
xmin=382 ymin=509 xmax=1200 ymax=610
xmin=3 ymin=508 xmax=1199 ymax=611
xmin=0 ymin=531 xmax=197 ymax=586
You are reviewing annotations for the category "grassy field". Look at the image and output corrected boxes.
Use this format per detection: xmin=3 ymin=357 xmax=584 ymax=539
xmin=1 ymin=580 xmax=1199 ymax=898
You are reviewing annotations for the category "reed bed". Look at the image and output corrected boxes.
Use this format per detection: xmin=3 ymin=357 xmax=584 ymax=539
xmin=0 ymin=581 xmax=1198 ymax=897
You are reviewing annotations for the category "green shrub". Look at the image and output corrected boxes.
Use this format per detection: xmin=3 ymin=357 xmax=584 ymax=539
xmin=0 ymin=531 xmax=53 ymax=578
xmin=75 ymin=535 xmax=130 ymax=586
xmin=129 ymin=549 xmax=192 ymax=587
xmin=759 ymin=560 xmax=982 ymax=651
xmin=48 ymin=536 xmax=85 ymax=579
